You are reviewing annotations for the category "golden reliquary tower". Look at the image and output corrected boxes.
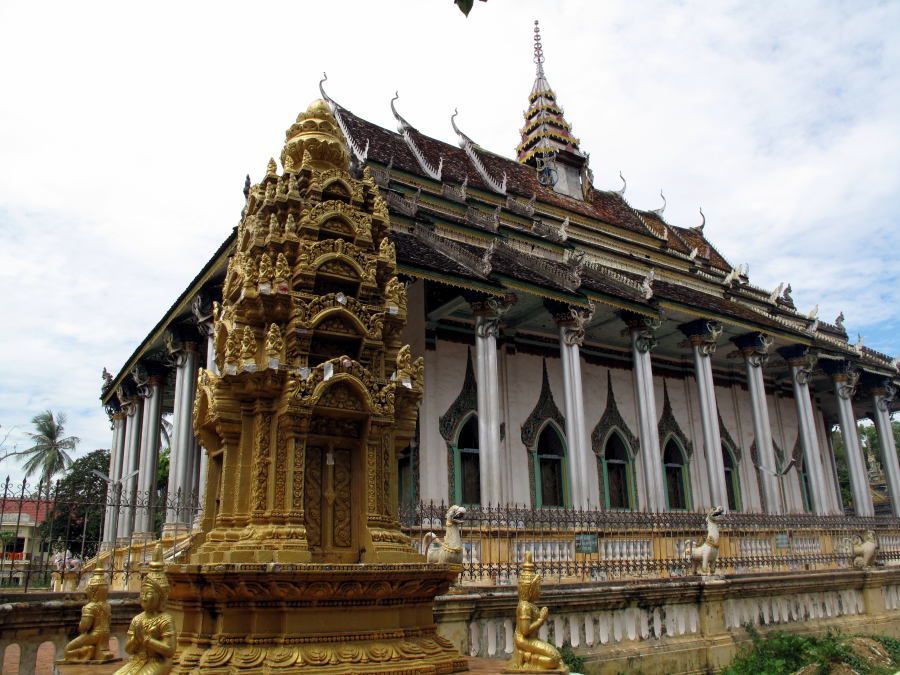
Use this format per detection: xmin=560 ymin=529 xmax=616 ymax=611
xmin=165 ymin=99 xmax=467 ymax=674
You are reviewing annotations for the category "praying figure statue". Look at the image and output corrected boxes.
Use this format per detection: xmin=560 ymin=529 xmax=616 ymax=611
xmin=114 ymin=544 xmax=176 ymax=675
xmin=63 ymin=568 xmax=115 ymax=662
xmin=503 ymin=552 xmax=568 ymax=673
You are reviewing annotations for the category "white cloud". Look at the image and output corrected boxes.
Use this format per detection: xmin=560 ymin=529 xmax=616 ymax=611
xmin=0 ymin=0 xmax=898 ymax=481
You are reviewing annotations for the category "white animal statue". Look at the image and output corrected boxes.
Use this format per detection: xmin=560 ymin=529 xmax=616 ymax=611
xmin=687 ymin=506 xmax=725 ymax=575
xmin=422 ymin=505 xmax=467 ymax=564
xmin=54 ymin=549 xmax=82 ymax=573
xmin=850 ymin=530 xmax=879 ymax=569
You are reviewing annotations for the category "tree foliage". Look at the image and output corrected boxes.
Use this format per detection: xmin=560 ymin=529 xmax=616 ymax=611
xmin=16 ymin=410 xmax=79 ymax=485
xmin=38 ymin=448 xmax=109 ymax=558
xmin=831 ymin=420 xmax=900 ymax=510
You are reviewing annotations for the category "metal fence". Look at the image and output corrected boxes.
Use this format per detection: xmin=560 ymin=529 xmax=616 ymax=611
xmin=3 ymin=474 xmax=899 ymax=593
xmin=399 ymin=502 xmax=900 ymax=584
xmin=0 ymin=477 xmax=200 ymax=592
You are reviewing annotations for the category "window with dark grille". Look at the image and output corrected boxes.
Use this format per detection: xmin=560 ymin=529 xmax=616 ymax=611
xmin=457 ymin=416 xmax=480 ymax=505
xmin=664 ymin=440 xmax=688 ymax=510
xmin=604 ymin=433 xmax=632 ymax=509
xmin=536 ymin=425 xmax=566 ymax=507
xmin=722 ymin=444 xmax=741 ymax=511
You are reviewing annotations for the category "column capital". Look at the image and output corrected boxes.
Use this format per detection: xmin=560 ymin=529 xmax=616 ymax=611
xmin=619 ymin=311 xmax=661 ymax=353
xmin=679 ymin=319 xmax=722 ymax=355
xmin=820 ymin=358 xmax=859 ymax=399
xmin=471 ymin=294 xmax=516 ymax=339
xmin=732 ymin=332 xmax=773 ymax=367
xmin=777 ymin=345 xmax=818 ymax=381
xmin=872 ymin=380 xmax=897 ymax=412
xmin=550 ymin=301 xmax=594 ymax=346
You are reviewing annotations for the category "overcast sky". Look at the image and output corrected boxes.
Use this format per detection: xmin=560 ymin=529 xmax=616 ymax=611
xmin=1 ymin=0 xmax=898 ymax=484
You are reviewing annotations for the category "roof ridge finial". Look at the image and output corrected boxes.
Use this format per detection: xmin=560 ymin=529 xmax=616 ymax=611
xmin=533 ymin=20 xmax=545 ymax=77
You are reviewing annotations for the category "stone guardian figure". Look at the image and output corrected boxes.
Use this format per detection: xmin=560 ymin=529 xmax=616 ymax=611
xmin=503 ymin=551 xmax=568 ymax=673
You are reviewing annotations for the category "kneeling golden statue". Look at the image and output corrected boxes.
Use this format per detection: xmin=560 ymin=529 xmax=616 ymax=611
xmin=503 ymin=552 xmax=568 ymax=673
xmin=114 ymin=544 xmax=176 ymax=675
xmin=63 ymin=568 xmax=115 ymax=662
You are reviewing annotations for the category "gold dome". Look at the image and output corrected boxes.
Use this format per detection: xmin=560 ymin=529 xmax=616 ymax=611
xmin=282 ymin=98 xmax=349 ymax=172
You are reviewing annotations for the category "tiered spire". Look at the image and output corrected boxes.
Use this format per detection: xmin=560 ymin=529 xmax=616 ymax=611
xmin=516 ymin=20 xmax=586 ymax=172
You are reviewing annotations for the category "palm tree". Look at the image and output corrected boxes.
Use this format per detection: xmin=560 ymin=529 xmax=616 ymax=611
xmin=19 ymin=410 xmax=79 ymax=489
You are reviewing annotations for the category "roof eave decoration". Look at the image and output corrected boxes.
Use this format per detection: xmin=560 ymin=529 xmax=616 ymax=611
xmin=319 ymin=73 xmax=369 ymax=164
xmin=450 ymin=109 xmax=508 ymax=195
xmin=390 ymin=92 xmax=443 ymax=181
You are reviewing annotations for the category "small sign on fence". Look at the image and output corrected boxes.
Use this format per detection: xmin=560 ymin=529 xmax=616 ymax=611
xmin=575 ymin=533 xmax=598 ymax=554
xmin=775 ymin=533 xmax=790 ymax=549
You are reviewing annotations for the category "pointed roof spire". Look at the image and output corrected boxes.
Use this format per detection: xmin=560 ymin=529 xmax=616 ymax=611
xmin=516 ymin=20 xmax=586 ymax=169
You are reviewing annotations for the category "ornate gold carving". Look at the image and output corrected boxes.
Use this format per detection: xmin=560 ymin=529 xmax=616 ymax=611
xmin=317 ymin=259 xmax=357 ymax=277
xmin=384 ymin=277 xmax=407 ymax=311
xmin=379 ymin=236 xmax=396 ymax=264
xmin=304 ymin=447 xmax=323 ymax=548
xmin=282 ymin=99 xmax=350 ymax=172
xmin=269 ymin=213 xmax=283 ymax=238
xmin=333 ymin=448 xmax=352 ymax=548
xmin=179 ymin=97 xmax=460 ymax=674
xmin=274 ymin=418 xmax=288 ymax=512
xmin=265 ymin=324 xmax=283 ymax=359
xmin=503 ymin=552 xmax=568 ymax=673
xmin=309 ymin=416 xmax=362 ymax=439
xmin=257 ymin=252 xmax=274 ymax=285
xmin=274 ymin=252 xmax=290 ymax=289
xmin=250 ymin=414 xmax=271 ymax=514
xmin=63 ymin=569 xmax=115 ymax=662
xmin=241 ymin=255 xmax=258 ymax=288
xmin=285 ymin=213 xmax=299 ymax=238
xmin=240 ymin=326 xmax=257 ymax=362
xmin=317 ymin=381 xmax=364 ymax=411
xmin=306 ymin=199 xmax=372 ymax=236
xmin=114 ymin=544 xmax=176 ymax=675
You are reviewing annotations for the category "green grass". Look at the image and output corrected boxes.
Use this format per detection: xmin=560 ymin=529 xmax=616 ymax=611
xmin=721 ymin=626 xmax=899 ymax=675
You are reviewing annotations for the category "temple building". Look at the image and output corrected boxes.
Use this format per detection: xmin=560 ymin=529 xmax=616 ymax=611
xmin=98 ymin=21 xmax=900 ymax=547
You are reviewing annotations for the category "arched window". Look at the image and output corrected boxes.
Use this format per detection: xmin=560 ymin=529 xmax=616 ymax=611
xmin=454 ymin=415 xmax=480 ymax=506
xmin=722 ymin=443 xmax=741 ymax=512
xmin=663 ymin=439 xmax=690 ymax=510
xmin=603 ymin=432 xmax=634 ymax=510
xmin=534 ymin=424 xmax=567 ymax=507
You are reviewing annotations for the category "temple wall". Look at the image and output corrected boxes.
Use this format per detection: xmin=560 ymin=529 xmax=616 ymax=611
xmin=418 ymin=335 xmax=821 ymax=513
xmin=433 ymin=568 xmax=900 ymax=675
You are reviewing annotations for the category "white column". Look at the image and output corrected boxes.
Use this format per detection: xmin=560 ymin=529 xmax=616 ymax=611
xmin=176 ymin=343 xmax=200 ymax=523
xmin=625 ymin=315 xmax=665 ymax=512
xmin=873 ymin=383 xmax=900 ymax=517
xmin=830 ymin=368 xmax=873 ymax=516
xmin=736 ymin=334 xmax=782 ymax=513
xmin=166 ymin=341 xmax=199 ymax=527
xmin=472 ymin=297 xmax=513 ymax=506
xmin=682 ymin=321 xmax=728 ymax=510
xmin=165 ymin=353 xmax=185 ymax=526
xmin=781 ymin=350 xmax=831 ymax=515
xmin=556 ymin=304 xmax=597 ymax=509
xmin=474 ymin=313 xmax=502 ymax=506
xmin=134 ymin=377 xmax=163 ymax=535
xmin=117 ymin=397 xmax=143 ymax=539
xmin=104 ymin=411 xmax=126 ymax=545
